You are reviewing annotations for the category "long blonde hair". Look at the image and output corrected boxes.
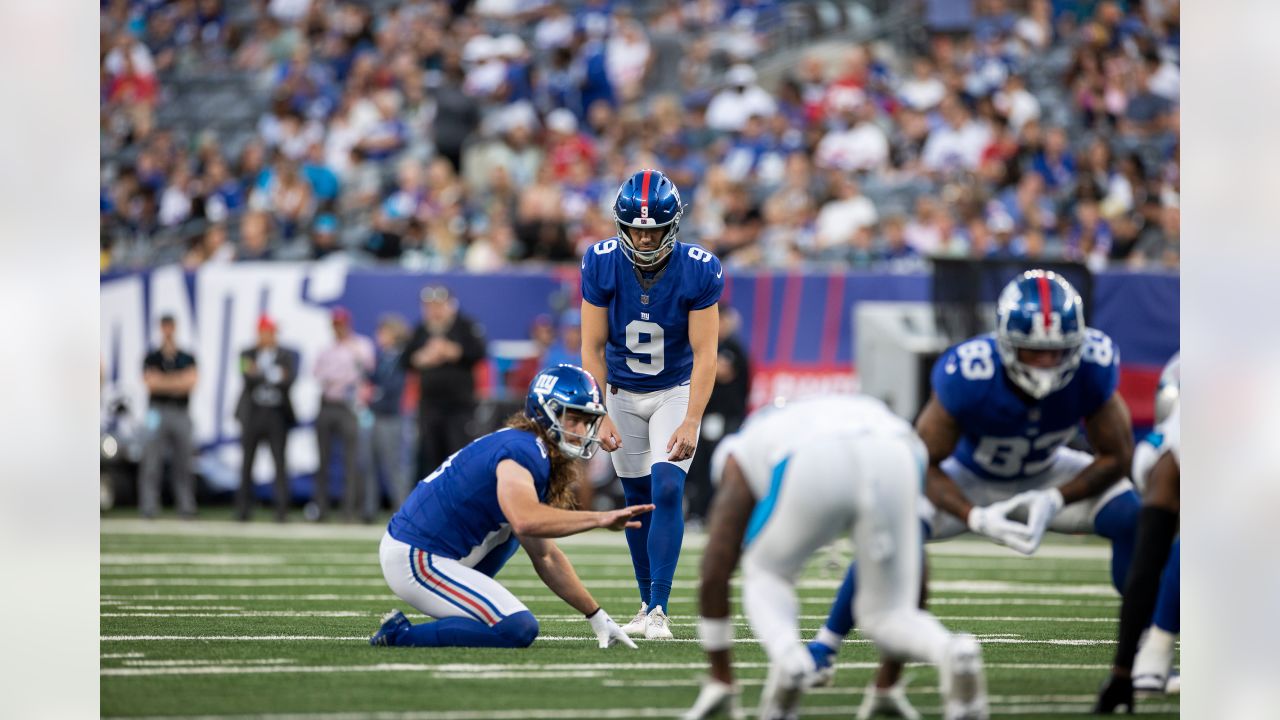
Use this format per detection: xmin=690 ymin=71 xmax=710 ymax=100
xmin=503 ymin=413 xmax=582 ymax=510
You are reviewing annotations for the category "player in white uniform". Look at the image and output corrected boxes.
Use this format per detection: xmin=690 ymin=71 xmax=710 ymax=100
xmin=682 ymin=395 xmax=989 ymax=720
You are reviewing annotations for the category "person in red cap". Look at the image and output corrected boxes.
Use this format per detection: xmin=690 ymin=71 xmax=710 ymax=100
xmin=235 ymin=314 xmax=300 ymax=522
xmin=313 ymin=306 xmax=375 ymax=522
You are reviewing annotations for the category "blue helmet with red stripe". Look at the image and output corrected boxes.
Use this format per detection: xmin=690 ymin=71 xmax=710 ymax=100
xmin=613 ymin=169 xmax=683 ymax=269
xmin=995 ymin=269 xmax=1087 ymax=398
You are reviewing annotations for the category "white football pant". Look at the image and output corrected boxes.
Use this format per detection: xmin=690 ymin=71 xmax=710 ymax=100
xmin=742 ymin=428 xmax=951 ymax=671
xmin=606 ymin=382 xmax=697 ymax=477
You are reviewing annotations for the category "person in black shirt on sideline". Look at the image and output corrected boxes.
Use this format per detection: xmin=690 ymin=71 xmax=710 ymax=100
xmin=685 ymin=304 xmax=751 ymax=523
xmin=403 ymin=285 xmax=487 ymax=481
xmin=235 ymin=314 xmax=299 ymax=522
xmin=139 ymin=314 xmax=199 ymax=519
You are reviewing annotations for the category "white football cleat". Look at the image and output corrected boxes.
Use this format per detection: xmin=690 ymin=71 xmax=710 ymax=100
xmin=1132 ymin=626 xmax=1176 ymax=694
xmin=940 ymin=633 xmax=989 ymax=720
xmin=856 ymin=678 xmax=922 ymax=720
xmin=620 ymin=602 xmax=649 ymax=637
xmin=644 ymin=605 xmax=674 ymax=640
xmin=681 ymin=677 xmax=745 ymax=720
xmin=1164 ymin=671 xmax=1180 ymax=694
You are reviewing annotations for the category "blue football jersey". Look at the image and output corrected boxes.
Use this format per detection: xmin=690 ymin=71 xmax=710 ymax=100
xmin=932 ymin=330 xmax=1120 ymax=481
xmin=388 ymin=428 xmax=551 ymax=562
xmin=580 ymin=238 xmax=724 ymax=392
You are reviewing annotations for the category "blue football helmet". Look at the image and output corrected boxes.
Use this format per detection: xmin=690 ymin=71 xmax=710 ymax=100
xmin=524 ymin=364 xmax=607 ymax=459
xmin=995 ymin=269 xmax=1087 ymax=399
xmin=613 ymin=169 xmax=684 ymax=269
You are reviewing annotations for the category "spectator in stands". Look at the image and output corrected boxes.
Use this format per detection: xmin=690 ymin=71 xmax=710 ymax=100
xmin=814 ymin=173 xmax=878 ymax=252
xmin=544 ymin=309 xmax=583 ymax=369
xmin=237 ymin=209 xmax=276 ymax=261
xmin=403 ymin=285 xmax=488 ymax=480
xmin=138 ymin=315 xmax=199 ymax=519
xmin=363 ymin=314 xmax=411 ymax=511
xmin=706 ymin=64 xmax=777 ymax=134
xmin=313 ymin=306 xmax=375 ymax=522
xmin=507 ymin=314 xmax=556 ymax=400
xmin=235 ymin=315 xmax=298 ymax=522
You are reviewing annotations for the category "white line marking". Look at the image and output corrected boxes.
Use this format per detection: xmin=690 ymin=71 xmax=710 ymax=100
xmin=100 ymin=702 xmax=1180 ymax=719
xmin=101 ymin=652 xmax=145 ymax=659
xmin=102 ymin=573 xmax=1121 ymax=591
xmin=102 ymin=611 xmax=372 ymax=618
xmin=102 ymin=634 xmax=1114 ymax=647
xmin=122 ymin=659 xmax=294 ymax=667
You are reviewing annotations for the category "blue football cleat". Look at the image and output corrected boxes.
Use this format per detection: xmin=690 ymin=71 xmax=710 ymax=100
xmin=370 ymin=609 xmax=409 ymax=647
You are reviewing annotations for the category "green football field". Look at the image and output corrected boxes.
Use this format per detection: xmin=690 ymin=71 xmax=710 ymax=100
xmin=101 ymin=516 xmax=1178 ymax=719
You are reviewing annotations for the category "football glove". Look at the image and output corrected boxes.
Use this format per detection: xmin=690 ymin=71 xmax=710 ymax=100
xmin=967 ymin=497 xmax=1036 ymax=555
xmin=1016 ymin=488 xmax=1065 ymax=555
xmin=587 ymin=608 xmax=637 ymax=649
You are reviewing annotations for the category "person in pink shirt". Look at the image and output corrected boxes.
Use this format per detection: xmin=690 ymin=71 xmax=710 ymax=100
xmin=313 ymin=306 xmax=376 ymax=522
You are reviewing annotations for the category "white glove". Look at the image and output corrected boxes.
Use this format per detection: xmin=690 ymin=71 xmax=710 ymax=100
xmin=682 ymin=677 xmax=744 ymax=720
xmin=967 ymin=497 xmax=1036 ymax=555
xmin=587 ymin=608 xmax=637 ymax=649
xmin=1015 ymin=488 xmax=1064 ymax=555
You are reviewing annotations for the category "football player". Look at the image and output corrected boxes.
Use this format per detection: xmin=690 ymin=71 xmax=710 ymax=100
xmin=683 ymin=395 xmax=988 ymax=720
xmin=369 ymin=365 xmax=653 ymax=650
xmin=1094 ymin=354 xmax=1181 ymax=712
xmin=806 ymin=270 xmax=1162 ymax=718
xmin=580 ymin=169 xmax=723 ymax=640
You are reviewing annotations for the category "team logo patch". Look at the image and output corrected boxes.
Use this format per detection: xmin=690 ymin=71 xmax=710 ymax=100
xmin=534 ymin=374 xmax=558 ymax=395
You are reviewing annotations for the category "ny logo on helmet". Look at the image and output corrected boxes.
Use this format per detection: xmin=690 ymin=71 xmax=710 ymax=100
xmin=534 ymin=374 xmax=558 ymax=395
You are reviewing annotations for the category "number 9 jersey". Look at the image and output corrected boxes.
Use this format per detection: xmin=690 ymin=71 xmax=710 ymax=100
xmin=933 ymin=330 xmax=1119 ymax=482
xmin=580 ymin=238 xmax=724 ymax=392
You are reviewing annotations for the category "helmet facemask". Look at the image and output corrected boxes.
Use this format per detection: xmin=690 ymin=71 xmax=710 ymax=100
xmin=996 ymin=334 xmax=1085 ymax=399
xmin=615 ymin=212 xmax=681 ymax=270
xmin=536 ymin=396 xmax=606 ymax=459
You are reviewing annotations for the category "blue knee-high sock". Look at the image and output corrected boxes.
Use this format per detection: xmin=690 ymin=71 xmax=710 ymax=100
xmin=647 ymin=462 xmax=686 ymax=611
xmin=825 ymin=562 xmax=858 ymax=636
xmin=396 ymin=611 xmax=539 ymax=648
xmin=620 ymin=475 xmax=653 ymax=606
xmin=1153 ymin=537 xmax=1180 ymax=633
xmin=1094 ymin=489 xmax=1141 ymax=592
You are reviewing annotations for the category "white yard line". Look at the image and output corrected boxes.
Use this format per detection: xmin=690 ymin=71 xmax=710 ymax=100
xmin=102 ymin=634 xmax=1114 ymax=648
xmin=102 ymin=611 xmax=372 ymax=618
xmin=105 ymin=701 xmax=1179 ymax=720
xmin=100 ymin=578 xmax=1118 ymax=596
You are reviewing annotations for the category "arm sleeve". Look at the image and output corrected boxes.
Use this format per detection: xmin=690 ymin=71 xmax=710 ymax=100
xmin=497 ymin=435 xmax=552 ymax=497
xmin=1079 ymin=333 xmax=1121 ymax=417
xmin=456 ymin=317 xmax=487 ymax=365
xmin=143 ymin=351 xmax=160 ymax=372
xmin=690 ymin=251 xmax=724 ymax=310
xmin=930 ymin=348 xmax=969 ymax=421
xmin=579 ymin=245 xmax=613 ymax=307
xmin=400 ymin=327 xmax=427 ymax=370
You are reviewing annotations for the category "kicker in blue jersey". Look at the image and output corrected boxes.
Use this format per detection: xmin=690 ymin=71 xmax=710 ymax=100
xmin=389 ymin=428 xmax=550 ymax=562
xmin=580 ymin=238 xmax=723 ymax=392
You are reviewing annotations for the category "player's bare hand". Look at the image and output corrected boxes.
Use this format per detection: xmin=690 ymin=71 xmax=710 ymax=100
xmin=597 ymin=503 xmax=655 ymax=531
xmin=666 ymin=418 xmax=700 ymax=461
xmin=597 ymin=414 xmax=622 ymax=452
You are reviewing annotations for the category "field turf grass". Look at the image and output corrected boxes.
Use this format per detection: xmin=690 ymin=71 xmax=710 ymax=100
xmin=101 ymin=515 xmax=1178 ymax=719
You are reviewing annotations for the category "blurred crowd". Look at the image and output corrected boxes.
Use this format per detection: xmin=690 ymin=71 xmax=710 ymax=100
xmin=101 ymin=0 xmax=1180 ymax=274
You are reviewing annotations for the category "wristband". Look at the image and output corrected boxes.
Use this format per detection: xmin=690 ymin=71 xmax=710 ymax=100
xmin=585 ymin=606 xmax=602 ymax=619
xmin=698 ymin=616 xmax=734 ymax=651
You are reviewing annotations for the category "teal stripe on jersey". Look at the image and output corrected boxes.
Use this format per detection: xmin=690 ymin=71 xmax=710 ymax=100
xmin=744 ymin=455 xmax=791 ymax=546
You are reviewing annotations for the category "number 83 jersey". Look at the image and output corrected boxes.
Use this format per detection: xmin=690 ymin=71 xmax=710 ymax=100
xmin=934 ymin=331 xmax=1119 ymax=482
xmin=581 ymin=238 xmax=724 ymax=392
